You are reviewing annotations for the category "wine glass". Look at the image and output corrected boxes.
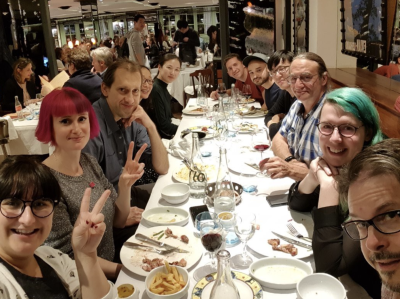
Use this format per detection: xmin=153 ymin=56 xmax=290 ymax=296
xmin=217 ymin=83 xmax=226 ymax=99
xmin=231 ymin=212 xmax=256 ymax=269
xmin=251 ymin=128 xmax=271 ymax=177
xmin=193 ymin=220 xmax=224 ymax=281
xmin=228 ymin=114 xmax=242 ymax=143
xmin=242 ymin=84 xmax=252 ymax=100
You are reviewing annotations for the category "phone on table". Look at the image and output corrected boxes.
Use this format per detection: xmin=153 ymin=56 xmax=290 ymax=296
xmin=266 ymin=193 xmax=288 ymax=207
xmin=189 ymin=205 xmax=209 ymax=226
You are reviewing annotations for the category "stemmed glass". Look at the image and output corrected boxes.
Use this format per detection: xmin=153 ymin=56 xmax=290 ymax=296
xmin=217 ymin=83 xmax=226 ymax=99
xmin=231 ymin=212 xmax=256 ymax=269
xmin=227 ymin=114 xmax=243 ymax=143
xmin=242 ymin=84 xmax=252 ymax=100
xmin=251 ymin=128 xmax=272 ymax=177
xmin=193 ymin=220 xmax=224 ymax=281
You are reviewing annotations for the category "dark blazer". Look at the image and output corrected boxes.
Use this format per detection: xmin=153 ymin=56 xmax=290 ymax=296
xmin=63 ymin=69 xmax=102 ymax=104
xmin=1 ymin=76 xmax=36 ymax=112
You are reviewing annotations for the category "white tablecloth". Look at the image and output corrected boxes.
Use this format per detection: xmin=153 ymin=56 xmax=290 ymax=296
xmin=0 ymin=118 xmax=49 ymax=156
xmin=116 ymin=98 xmax=316 ymax=298
xmin=151 ymin=66 xmax=203 ymax=106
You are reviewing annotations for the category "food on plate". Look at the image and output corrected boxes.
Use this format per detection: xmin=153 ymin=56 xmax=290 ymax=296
xmin=117 ymin=284 xmax=135 ymax=298
xmin=239 ymin=123 xmax=258 ymax=131
xmin=268 ymin=238 xmax=298 ymax=256
xmin=201 ymin=126 xmax=208 ymax=132
xmin=190 ymin=107 xmax=204 ymax=113
xmin=175 ymin=164 xmax=216 ymax=182
xmin=165 ymin=227 xmax=178 ymax=239
xmin=142 ymin=258 xmax=165 ymax=272
xmin=146 ymin=213 xmax=186 ymax=224
xmin=148 ymin=262 xmax=187 ymax=295
xmin=180 ymin=235 xmax=189 ymax=244
xmin=169 ymin=258 xmax=187 ymax=267
xmin=239 ymin=98 xmax=255 ymax=104
xmin=249 ymin=105 xmax=256 ymax=111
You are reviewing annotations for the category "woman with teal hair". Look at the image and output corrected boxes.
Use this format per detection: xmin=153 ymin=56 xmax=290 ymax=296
xmin=287 ymin=87 xmax=382 ymax=298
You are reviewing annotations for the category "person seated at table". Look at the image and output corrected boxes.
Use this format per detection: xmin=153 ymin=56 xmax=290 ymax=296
xmin=373 ymin=55 xmax=400 ymax=78
xmin=162 ymin=35 xmax=172 ymax=53
xmin=1 ymin=58 xmax=36 ymax=112
xmin=243 ymin=53 xmax=281 ymax=110
xmin=210 ymin=53 xmax=265 ymax=106
xmin=60 ymin=48 xmax=103 ymax=104
xmin=207 ymin=25 xmax=220 ymax=57
xmin=264 ymin=50 xmax=297 ymax=139
xmin=35 ymin=87 xmax=146 ymax=280
xmin=91 ymin=47 xmax=114 ymax=79
xmin=288 ymin=87 xmax=383 ymax=298
xmin=148 ymin=54 xmax=181 ymax=139
xmin=55 ymin=47 xmax=66 ymax=72
xmin=145 ymin=37 xmax=160 ymax=68
xmin=83 ymin=61 xmax=168 ymax=228
xmin=338 ymin=139 xmax=400 ymax=299
xmin=259 ymin=52 xmax=329 ymax=181
xmin=0 ymin=156 xmax=116 ymax=299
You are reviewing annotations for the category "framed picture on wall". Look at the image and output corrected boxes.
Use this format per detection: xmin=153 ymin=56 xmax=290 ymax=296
xmin=340 ymin=0 xmax=388 ymax=64
xmin=293 ymin=0 xmax=308 ymax=54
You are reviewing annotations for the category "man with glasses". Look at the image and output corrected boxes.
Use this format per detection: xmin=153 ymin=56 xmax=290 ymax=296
xmin=83 ymin=59 xmax=168 ymax=227
xmin=339 ymin=139 xmax=400 ymax=298
xmin=260 ymin=52 xmax=328 ymax=180
xmin=243 ymin=53 xmax=281 ymax=110
xmin=264 ymin=50 xmax=297 ymax=139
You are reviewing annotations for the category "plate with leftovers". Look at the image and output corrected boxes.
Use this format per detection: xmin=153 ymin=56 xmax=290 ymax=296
xmin=187 ymin=126 xmax=215 ymax=139
xmin=142 ymin=207 xmax=189 ymax=227
xmin=120 ymin=226 xmax=202 ymax=277
xmin=182 ymin=106 xmax=206 ymax=115
xmin=238 ymin=122 xmax=258 ymax=133
xmin=173 ymin=164 xmax=217 ymax=184
xmin=238 ymin=98 xmax=256 ymax=104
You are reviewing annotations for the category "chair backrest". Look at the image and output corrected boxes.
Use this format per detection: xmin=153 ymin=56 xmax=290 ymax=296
xmin=189 ymin=68 xmax=213 ymax=97
xmin=0 ymin=119 xmax=9 ymax=144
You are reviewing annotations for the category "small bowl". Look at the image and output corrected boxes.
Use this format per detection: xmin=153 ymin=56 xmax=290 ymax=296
xmin=117 ymin=283 xmax=139 ymax=299
xmin=161 ymin=184 xmax=190 ymax=204
xmin=249 ymin=257 xmax=312 ymax=290
xmin=297 ymin=273 xmax=346 ymax=299
xmin=145 ymin=265 xmax=189 ymax=299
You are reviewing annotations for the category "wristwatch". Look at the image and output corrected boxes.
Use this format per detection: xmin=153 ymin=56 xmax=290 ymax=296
xmin=285 ymin=156 xmax=296 ymax=163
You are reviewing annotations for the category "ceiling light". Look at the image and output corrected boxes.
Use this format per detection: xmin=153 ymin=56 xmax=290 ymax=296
xmin=59 ymin=6 xmax=71 ymax=10
xmin=149 ymin=2 xmax=158 ymax=6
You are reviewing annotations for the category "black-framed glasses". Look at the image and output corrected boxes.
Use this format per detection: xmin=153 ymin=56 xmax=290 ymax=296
xmin=287 ymin=73 xmax=317 ymax=85
xmin=316 ymin=122 xmax=363 ymax=138
xmin=270 ymin=66 xmax=290 ymax=77
xmin=142 ymin=79 xmax=154 ymax=85
xmin=342 ymin=210 xmax=400 ymax=241
xmin=0 ymin=198 xmax=59 ymax=218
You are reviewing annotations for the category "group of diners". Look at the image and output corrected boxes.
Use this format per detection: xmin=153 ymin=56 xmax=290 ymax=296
xmin=0 ymin=47 xmax=400 ymax=298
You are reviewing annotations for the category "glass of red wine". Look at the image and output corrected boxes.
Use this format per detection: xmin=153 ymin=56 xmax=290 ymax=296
xmin=242 ymin=84 xmax=252 ymax=100
xmin=251 ymin=128 xmax=272 ymax=177
xmin=217 ymin=83 xmax=226 ymax=99
xmin=193 ymin=220 xmax=224 ymax=281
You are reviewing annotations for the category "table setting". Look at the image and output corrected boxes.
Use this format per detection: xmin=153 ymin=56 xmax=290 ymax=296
xmin=114 ymin=97 xmax=358 ymax=299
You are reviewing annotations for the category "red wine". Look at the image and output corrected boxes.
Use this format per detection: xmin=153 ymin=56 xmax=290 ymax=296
xmin=254 ymin=144 xmax=270 ymax=151
xmin=201 ymin=233 xmax=223 ymax=252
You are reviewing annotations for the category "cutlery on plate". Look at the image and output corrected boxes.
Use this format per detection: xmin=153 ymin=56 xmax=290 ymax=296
xmin=244 ymin=162 xmax=260 ymax=170
xmin=287 ymin=223 xmax=312 ymax=242
xmin=272 ymin=231 xmax=312 ymax=250
xmin=123 ymin=242 xmax=177 ymax=255
xmin=135 ymin=233 xmax=190 ymax=253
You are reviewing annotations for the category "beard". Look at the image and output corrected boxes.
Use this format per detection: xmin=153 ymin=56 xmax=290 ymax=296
xmin=253 ymin=77 xmax=268 ymax=86
xmin=370 ymin=251 xmax=400 ymax=293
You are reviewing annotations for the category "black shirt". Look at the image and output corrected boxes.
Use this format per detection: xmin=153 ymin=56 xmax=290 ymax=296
xmin=63 ymin=69 xmax=102 ymax=104
xmin=1 ymin=76 xmax=37 ymax=112
xmin=263 ymin=82 xmax=281 ymax=110
xmin=0 ymin=255 xmax=70 ymax=299
xmin=174 ymin=29 xmax=200 ymax=65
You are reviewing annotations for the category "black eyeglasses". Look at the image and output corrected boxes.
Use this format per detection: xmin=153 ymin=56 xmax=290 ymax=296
xmin=316 ymin=122 xmax=363 ymax=138
xmin=270 ymin=66 xmax=290 ymax=77
xmin=342 ymin=210 xmax=400 ymax=241
xmin=0 ymin=198 xmax=59 ymax=218
xmin=142 ymin=79 xmax=154 ymax=85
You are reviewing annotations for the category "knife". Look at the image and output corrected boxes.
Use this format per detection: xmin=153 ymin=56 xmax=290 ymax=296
xmin=123 ymin=242 xmax=167 ymax=253
xmin=245 ymin=162 xmax=260 ymax=170
xmin=135 ymin=233 xmax=190 ymax=253
xmin=272 ymin=231 xmax=312 ymax=250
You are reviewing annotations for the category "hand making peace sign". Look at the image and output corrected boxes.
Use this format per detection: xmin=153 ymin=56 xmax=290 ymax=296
xmin=71 ymin=188 xmax=111 ymax=255
xmin=119 ymin=141 xmax=148 ymax=188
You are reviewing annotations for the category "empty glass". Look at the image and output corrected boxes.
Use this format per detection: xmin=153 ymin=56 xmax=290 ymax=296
xmin=231 ymin=212 xmax=256 ymax=269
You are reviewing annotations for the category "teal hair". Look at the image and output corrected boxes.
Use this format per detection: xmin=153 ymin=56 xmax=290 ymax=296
xmin=324 ymin=87 xmax=384 ymax=146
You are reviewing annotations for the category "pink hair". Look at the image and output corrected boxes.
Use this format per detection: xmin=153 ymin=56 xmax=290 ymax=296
xmin=35 ymin=87 xmax=100 ymax=146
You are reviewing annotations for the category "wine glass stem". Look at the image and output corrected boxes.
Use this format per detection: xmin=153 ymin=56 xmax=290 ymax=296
xmin=242 ymin=240 xmax=248 ymax=259
xmin=210 ymin=252 xmax=216 ymax=268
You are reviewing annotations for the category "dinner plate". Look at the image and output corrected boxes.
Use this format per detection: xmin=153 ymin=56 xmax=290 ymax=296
xmin=247 ymin=218 xmax=314 ymax=259
xmin=228 ymin=159 xmax=258 ymax=175
xmin=187 ymin=126 xmax=215 ymax=140
xmin=192 ymin=271 xmax=263 ymax=299
xmin=120 ymin=226 xmax=202 ymax=277
xmin=182 ymin=106 xmax=206 ymax=115
xmin=142 ymin=207 xmax=189 ymax=227
xmin=238 ymin=123 xmax=258 ymax=134
xmin=242 ymin=110 xmax=268 ymax=118
xmin=239 ymin=98 xmax=256 ymax=104
xmin=172 ymin=164 xmax=217 ymax=184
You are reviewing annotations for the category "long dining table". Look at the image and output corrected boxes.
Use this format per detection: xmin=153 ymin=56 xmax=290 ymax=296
xmin=115 ymin=98 xmax=319 ymax=299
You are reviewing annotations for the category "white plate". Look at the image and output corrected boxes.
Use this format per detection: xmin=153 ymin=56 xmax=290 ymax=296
xmin=172 ymin=164 xmax=217 ymax=184
xmin=250 ymin=257 xmax=312 ymax=290
xmin=187 ymin=126 xmax=215 ymax=140
xmin=238 ymin=123 xmax=258 ymax=134
xmin=182 ymin=106 xmax=206 ymax=115
xmin=201 ymin=280 xmax=254 ymax=298
xmin=142 ymin=207 xmax=189 ymax=227
xmin=120 ymin=226 xmax=202 ymax=277
xmin=242 ymin=111 xmax=267 ymax=118
xmin=228 ymin=159 xmax=258 ymax=175
xmin=248 ymin=216 xmax=314 ymax=259
xmin=239 ymin=98 xmax=256 ymax=104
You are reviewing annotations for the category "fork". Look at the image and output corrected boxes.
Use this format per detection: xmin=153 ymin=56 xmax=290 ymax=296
xmin=287 ymin=223 xmax=312 ymax=242
xmin=123 ymin=242 xmax=177 ymax=255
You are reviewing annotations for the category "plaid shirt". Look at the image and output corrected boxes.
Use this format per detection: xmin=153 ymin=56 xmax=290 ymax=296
xmin=279 ymin=94 xmax=325 ymax=165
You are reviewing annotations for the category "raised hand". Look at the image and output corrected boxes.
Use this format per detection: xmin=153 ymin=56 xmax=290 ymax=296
xmin=119 ymin=141 xmax=147 ymax=188
xmin=71 ymin=188 xmax=111 ymax=255
xmin=122 ymin=105 xmax=153 ymax=129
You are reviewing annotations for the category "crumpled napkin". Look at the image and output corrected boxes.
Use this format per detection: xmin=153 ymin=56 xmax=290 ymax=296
xmin=0 ymin=116 xmax=18 ymax=140
xmin=165 ymin=134 xmax=192 ymax=160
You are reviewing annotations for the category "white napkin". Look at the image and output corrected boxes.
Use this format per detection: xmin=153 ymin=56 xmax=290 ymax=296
xmin=167 ymin=134 xmax=192 ymax=160
xmin=1 ymin=116 xmax=18 ymax=140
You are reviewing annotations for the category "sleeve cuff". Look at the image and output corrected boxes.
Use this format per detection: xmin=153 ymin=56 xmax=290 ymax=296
xmin=312 ymin=205 xmax=344 ymax=229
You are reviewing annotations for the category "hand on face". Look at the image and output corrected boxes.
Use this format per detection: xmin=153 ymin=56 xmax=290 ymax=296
xmin=125 ymin=206 xmax=144 ymax=226
xmin=119 ymin=141 xmax=147 ymax=188
xmin=71 ymin=188 xmax=110 ymax=255
xmin=121 ymin=105 xmax=153 ymax=129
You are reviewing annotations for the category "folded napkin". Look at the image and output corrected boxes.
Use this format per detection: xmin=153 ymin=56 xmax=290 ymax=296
xmin=167 ymin=133 xmax=192 ymax=160
xmin=0 ymin=116 xmax=18 ymax=140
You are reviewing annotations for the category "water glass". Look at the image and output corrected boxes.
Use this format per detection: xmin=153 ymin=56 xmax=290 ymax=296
xmin=231 ymin=212 xmax=256 ymax=269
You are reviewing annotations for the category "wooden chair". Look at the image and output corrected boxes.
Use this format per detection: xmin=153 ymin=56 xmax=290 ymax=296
xmin=0 ymin=118 xmax=9 ymax=157
xmin=183 ymin=68 xmax=213 ymax=106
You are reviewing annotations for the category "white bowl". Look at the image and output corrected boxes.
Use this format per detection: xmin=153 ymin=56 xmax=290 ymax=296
xmin=249 ymin=257 xmax=313 ymax=290
xmin=161 ymin=184 xmax=190 ymax=204
xmin=116 ymin=283 xmax=139 ymax=299
xmin=297 ymin=273 xmax=346 ymax=299
xmin=145 ymin=265 xmax=189 ymax=299
xmin=142 ymin=207 xmax=189 ymax=227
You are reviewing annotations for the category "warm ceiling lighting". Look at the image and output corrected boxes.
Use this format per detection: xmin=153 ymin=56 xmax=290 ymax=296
xmin=68 ymin=41 xmax=73 ymax=49
xmin=75 ymin=40 xmax=80 ymax=46
xmin=91 ymin=37 xmax=96 ymax=45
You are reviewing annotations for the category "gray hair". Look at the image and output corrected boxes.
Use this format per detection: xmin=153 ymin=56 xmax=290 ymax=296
xmin=90 ymin=47 xmax=113 ymax=67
